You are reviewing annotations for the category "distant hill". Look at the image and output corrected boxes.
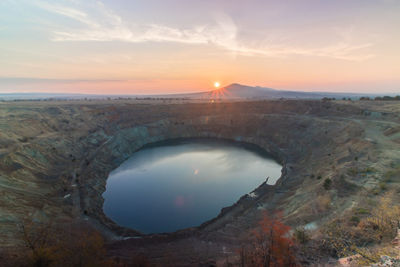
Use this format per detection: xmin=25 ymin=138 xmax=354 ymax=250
xmin=0 ymin=83 xmax=383 ymax=101
xmin=180 ymin=83 xmax=378 ymax=100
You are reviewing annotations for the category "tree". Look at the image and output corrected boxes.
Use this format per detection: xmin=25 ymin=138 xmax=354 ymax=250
xmin=18 ymin=219 xmax=113 ymax=267
xmin=18 ymin=220 xmax=58 ymax=267
xmin=239 ymin=212 xmax=298 ymax=267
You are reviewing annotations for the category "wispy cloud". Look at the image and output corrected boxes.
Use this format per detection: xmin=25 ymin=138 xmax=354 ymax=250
xmin=35 ymin=1 xmax=99 ymax=28
xmin=0 ymin=77 xmax=125 ymax=84
xmin=35 ymin=1 xmax=375 ymax=61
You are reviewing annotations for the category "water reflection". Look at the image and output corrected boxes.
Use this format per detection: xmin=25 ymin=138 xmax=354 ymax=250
xmin=103 ymin=139 xmax=282 ymax=234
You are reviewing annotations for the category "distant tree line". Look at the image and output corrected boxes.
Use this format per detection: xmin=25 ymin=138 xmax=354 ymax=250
xmin=322 ymin=96 xmax=400 ymax=102
xmin=360 ymin=96 xmax=400 ymax=101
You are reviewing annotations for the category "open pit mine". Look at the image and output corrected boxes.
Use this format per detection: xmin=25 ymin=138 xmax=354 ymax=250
xmin=0 ymin=99 xmax=399 ymax=266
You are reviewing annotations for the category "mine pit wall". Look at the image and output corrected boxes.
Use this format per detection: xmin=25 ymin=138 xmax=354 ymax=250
xmin=78 ymin=112 xmax=358 ymax=236
xmin=0 ymin=100 xmax=379 ymax=247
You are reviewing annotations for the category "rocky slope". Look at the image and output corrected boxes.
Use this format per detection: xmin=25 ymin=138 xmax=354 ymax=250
xmin=0 ymin=99 xmax=399 ymax=264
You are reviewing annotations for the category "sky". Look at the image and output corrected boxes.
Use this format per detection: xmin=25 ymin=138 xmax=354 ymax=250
xmin=0 ymin=0 xmax=399 ymax=94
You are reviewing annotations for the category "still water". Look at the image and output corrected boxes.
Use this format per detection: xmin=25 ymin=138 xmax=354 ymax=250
xmin=102 ymin=139 xmax=282 ymax=234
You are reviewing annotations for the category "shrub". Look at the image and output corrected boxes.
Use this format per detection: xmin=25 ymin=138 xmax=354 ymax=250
xmin=18 ymin=220 xmax=112 ymax=267
xmin=355 ymin=208 xmax=370 ymax=215
xmin=238 ymin=212 xmax=299 ymax=266
xmin=323 ymin=178 xmax=332 ymax=190
xmin=348 ymin=168 xmax=358 ymax=176
xmin=358 ymin=192 xmax=400 ymax=242
xmin=384 ymin=168 xmax=400 ymax=182
xmin=294 ymin=227 xmax=310 ymax=244
xmin=350 ymin=216 xmax=360 ymax=225
xmin=379 ymin=182 xmax=387 ymax=191
xmin=315 ymin=194 xmax=332 ymax=213
xmin=362 ymin=167 xmax=376 ymax=173
xmin=371 ymin=187 xmax=381 ymax=195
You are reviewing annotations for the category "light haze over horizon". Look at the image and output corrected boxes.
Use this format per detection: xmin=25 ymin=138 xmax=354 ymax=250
xmin=1 ymin=0 xmax=399 ymax=94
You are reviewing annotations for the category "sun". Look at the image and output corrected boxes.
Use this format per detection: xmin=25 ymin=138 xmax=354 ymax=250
xmin=214 ymin=82 xmax=221 ymax=88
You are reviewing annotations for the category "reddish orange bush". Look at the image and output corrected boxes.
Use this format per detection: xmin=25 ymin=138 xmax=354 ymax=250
xmin=239 ymin=212 xmax=299 ymax=267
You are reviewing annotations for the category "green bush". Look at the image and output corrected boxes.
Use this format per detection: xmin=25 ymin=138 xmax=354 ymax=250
xmin=379 ymin=182 xmax=387 ymax=191
xmin=371 ymin=187 xmax=381 ymax=195
xmin=362 ymin=167 xmax=376 ymax=173
xmin=384 ymin=168 xmax=400 ymax=182
xmin=294 ymin=228 xmax=310 ymax=244
xmin=350 ymin=216 xmax=360 ymax=225
xmin=355 ymin=208 xmax=370 ymax=215
xmin=323 ymin=178 xmax=332 ymax=190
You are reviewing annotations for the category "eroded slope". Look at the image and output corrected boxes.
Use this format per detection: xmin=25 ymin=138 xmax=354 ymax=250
xmin=0 ymin=100 xmax=399 ymax=263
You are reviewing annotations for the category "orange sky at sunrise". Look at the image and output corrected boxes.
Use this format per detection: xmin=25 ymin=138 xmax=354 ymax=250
xmin=1 ymin=0 xmax=399 ymax=94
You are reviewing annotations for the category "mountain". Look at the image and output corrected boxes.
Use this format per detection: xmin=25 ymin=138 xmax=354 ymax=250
xmin=0 ymin=83 xmax=381 ymax=101
xmin=183 ymin=83 xmax=376 ymax=100
xmin=191 ymin=83 xmax=323 ymax=99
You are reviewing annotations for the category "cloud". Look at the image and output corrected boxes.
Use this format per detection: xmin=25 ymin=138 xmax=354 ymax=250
xmin=0 ymin=77 xmax=124 ymax=84
xmin=35 ymin=1 xmax=99 ymax=28
xmin=35 ymin=1 xmax=375 ymax=61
